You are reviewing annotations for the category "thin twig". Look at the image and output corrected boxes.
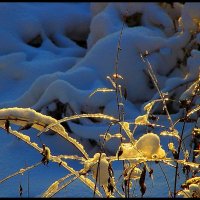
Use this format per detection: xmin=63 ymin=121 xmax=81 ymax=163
xmin=173 ymin=80 xmax=200 ymax=197
xmin=141 ymin=54 xmax=174 ymax=130
xmin=43 ymin=173 xmax=75 ymax=197
xmin=0 ymin=162 xmax=42 ymax=184
xmin=158 ymin=162 xmax=172 ymax=198
xmin=113 ymin=9 xmax=129 ymax=197
xmin=113 ymin=12 xmax=126 ymax=124
xmin=51 ymin=175 xmax=78 ymax=197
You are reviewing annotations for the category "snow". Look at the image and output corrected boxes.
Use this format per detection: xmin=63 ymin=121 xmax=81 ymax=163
xmin=88 ymin=2 xmax=176 ymax=49
xmin=181 ymin=3 xmax=200 ymax=32
xmin=0 ymin=3 xmax=90 ymax=103
xmin=0 ymin=2 xmax=199 ymax=198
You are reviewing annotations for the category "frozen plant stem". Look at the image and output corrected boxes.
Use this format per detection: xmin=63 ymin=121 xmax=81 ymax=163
xmin=158 ymin=162 xmax=172 ymax=198
xmin=114 ymin=14 xmax=125 ymax=124
xmin=50 ymin=175 xmax=78 ymax=198
xmin=0 ymin=162 xmax=42 ymax=184
xmin=93 ymin=122 xmax=113 ymax=197
xmin=173 ymin=79 xmax=200 ymax=198
xmin=93 ymin=153 xmax=102 ymax=197
xmin=173 ymin=116 xmax=186 ymax=198
xmin=141 ymin=54 xmax=174 ymax=130
xmin=113 ymin=10 xmax=128 ymax=197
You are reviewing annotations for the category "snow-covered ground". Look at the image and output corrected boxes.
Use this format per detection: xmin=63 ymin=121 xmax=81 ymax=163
xmin=0 ymin=2 xmax=200 ymax=197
